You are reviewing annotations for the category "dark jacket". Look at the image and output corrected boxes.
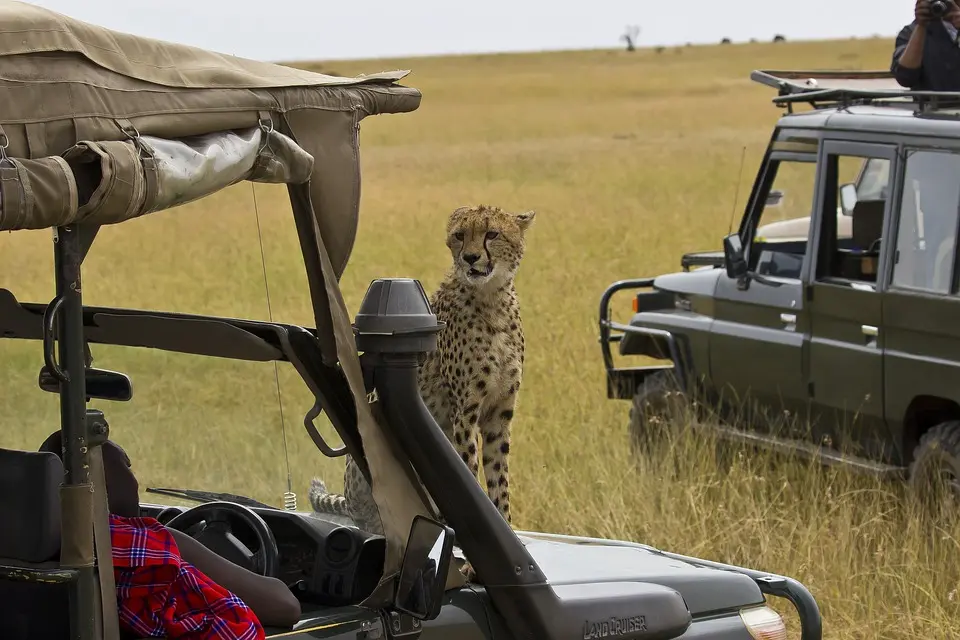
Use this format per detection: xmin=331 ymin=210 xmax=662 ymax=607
xmin=891 ymin=20 xmax=960 ymax=91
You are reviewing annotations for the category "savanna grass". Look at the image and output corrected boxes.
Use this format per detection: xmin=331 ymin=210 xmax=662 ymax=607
xmin=1 ymin=35 xmax=956 ymax=639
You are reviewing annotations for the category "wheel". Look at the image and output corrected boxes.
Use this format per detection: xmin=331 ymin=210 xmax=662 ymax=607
xmin=165 ymin=501 xmax=281 ymax=577
xmin=908 ymin=421 xmax=960 ymax=517
xmin=628 ymin=370 xmax=684 ymax=454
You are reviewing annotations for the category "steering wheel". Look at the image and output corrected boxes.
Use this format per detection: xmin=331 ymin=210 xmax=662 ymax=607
xmin=164 ymin=501 xmax=280 ymax=578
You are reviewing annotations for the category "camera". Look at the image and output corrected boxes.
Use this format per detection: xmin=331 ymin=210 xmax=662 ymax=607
xmin=930 ymin=0 xmax=951 ymax=19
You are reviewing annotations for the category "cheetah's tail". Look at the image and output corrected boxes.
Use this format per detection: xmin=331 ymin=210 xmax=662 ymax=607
xmin=308 ymin=477 xmax=351 ymax=517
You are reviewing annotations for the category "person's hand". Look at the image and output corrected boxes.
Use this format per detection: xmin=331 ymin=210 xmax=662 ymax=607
xmin=917 ymin=0 xmax=932 ymax=24
xmin=946 ymin=1 xmax=960 ymax=27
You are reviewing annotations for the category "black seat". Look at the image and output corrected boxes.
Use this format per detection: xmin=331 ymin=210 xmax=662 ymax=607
xmin=0 ymin=447 xmax=71 ymax=640
xmin=851 ymin=199 xmax=885 ymax=251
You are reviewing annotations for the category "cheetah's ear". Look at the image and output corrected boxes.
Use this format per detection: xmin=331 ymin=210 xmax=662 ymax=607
xmin=515 ymin=210 xmax=536 ymax=230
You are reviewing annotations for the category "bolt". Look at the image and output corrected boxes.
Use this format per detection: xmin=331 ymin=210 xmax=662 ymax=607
xmin=515 ymin=565 xmax=522 ymax=575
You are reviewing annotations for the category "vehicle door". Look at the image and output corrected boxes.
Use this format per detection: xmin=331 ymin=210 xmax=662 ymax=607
xmin=882 ymin=145 xmax=960 ymax=466
xmin=710 ymin=141 xmax=817 ymax=436
xmin=805 ymin=141 xmax=896 ymax=461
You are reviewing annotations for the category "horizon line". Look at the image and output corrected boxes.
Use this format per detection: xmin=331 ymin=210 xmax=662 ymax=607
xmin=275 ymin=33 xmax=896 ymax=67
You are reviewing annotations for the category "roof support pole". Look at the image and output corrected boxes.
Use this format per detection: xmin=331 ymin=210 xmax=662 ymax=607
xmin=51 ymin=224 xmax=99 ymax=640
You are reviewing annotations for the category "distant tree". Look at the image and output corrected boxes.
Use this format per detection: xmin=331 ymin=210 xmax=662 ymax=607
xmin=773 ymin=34 xmax=786 ymax=42
xmin=655 ymin=46 xmax=665 ymax=54
xmin=621 ymin=25 xmax=640 ymax=51
xmin=749 ymin=37 xmax=758 ymax=43
xmin=721 ymin=37 xmax=732 ymax=44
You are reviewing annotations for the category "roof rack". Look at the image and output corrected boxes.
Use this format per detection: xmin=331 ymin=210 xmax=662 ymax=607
xmin=750 ymin=69 xmax=960 ymax=113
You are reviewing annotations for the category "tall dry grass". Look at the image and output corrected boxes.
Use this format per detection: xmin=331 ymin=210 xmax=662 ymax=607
xmin=1 ymin=36 xmax=957 ymax=638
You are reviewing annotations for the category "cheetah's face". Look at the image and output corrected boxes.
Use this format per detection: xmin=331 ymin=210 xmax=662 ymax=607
xmin=445 ymin=205 xmax=536 ymax=286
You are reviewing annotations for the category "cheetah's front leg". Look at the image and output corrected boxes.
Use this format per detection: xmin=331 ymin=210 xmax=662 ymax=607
xmin=452 ymin=402 xmax=482 ymax=480
xmin=481 ymin=396 xmax=515 ymax=525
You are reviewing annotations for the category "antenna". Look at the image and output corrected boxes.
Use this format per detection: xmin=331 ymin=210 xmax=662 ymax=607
xmin=727 ymin=145 xmax=748 ymax=235
xmin=250 ymin=182 xmax=297 ymax=512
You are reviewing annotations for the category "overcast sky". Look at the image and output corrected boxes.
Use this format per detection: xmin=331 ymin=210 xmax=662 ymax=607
xmin=25 ymin=0 xmax=911 ymax=62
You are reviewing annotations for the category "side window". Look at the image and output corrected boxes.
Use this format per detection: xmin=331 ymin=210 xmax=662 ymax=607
xmin=748 ymin=158 xmax=818 ymax=280
xmin=891 ymin=149 xmax=960 ymax=293
xmin=816 ymin=152 xmax=892 ymax=286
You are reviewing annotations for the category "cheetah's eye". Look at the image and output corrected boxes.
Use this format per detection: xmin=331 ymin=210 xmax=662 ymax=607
xmin=485 ymin=231 xmax=499 ymax=240
xmin=454 ymin=232 xmax=464 ymax=241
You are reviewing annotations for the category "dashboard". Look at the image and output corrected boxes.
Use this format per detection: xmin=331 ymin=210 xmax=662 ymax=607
xmin=139 ymin=502 xmax=386 ymax=606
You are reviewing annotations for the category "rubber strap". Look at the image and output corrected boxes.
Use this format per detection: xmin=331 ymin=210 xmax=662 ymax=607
xmin=90 ymin=445 xmax=121 ymax=640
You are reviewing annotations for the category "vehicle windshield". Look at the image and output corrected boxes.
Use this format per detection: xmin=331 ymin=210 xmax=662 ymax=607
xmin=0 ymin=187 xmax=349 ymax=514
xmin=756 ymin=160 xmax=818 ymax=233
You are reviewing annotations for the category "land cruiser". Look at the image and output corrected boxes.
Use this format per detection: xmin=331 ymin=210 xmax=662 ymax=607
xmin=600 ymin=69 xmax=960 ymax=502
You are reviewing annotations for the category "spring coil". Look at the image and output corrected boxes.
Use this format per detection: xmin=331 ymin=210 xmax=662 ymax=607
xmin=283 ymin=491 xmax=297 ymax=511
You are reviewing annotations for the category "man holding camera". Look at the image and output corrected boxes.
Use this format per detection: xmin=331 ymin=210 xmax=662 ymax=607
xmin=892 ymin=0 xmax=960 ymax=91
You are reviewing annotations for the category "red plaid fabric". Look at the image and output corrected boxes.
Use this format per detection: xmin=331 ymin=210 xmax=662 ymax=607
xmin=109 ymin=514 xmax=265 ymax=640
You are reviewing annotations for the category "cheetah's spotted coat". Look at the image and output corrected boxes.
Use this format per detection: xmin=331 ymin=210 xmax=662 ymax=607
xmin=309 ymin=204 xmax=536 ymax=535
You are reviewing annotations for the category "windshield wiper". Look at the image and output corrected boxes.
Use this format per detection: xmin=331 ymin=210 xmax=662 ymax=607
xmin=145 ymin=486 xmax=274 ymax=510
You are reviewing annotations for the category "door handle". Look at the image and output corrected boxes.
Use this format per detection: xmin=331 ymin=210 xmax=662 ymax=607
xmin=780 ymin=313 xmax=797 ymax=324
xmin=861 ymin=324 xmax=879 ymax=337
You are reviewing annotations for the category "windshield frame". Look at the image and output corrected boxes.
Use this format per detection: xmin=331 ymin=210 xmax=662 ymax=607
xmin=0 ymin=287 xmax=371 ymax=487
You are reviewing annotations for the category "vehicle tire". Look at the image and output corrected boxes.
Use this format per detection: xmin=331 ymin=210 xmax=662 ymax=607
xmin=628 ymin=370 xmax=684 ymax=455
xmin=908 ymin=420 xmax=960 ymax=517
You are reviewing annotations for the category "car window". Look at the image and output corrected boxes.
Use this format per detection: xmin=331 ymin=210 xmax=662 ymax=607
xmin=816 ymin=153 xmax=892 ymax=287
xmin=749 ymin=158 xmax=818 ymax=279
xmin=891 ymin=149 xmax=960 ymax=293
xmin=855 ymin=158 xmax=891 ymax=202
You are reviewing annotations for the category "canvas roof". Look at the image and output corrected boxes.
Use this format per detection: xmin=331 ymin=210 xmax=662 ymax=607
xmin=0 ymin=0 xmax=408 ymax=89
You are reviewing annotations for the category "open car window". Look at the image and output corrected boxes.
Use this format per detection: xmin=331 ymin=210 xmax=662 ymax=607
xmin=814 ymin=148 xmax=893 ymax=288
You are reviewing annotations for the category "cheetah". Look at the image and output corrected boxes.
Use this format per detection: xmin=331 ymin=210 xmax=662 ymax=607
xmin=309 ymin=204 xmax=536 ymax=536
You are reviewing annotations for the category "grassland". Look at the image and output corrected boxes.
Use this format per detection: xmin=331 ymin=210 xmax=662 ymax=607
xmin=2 ymin=35 xmax=958 ymax=638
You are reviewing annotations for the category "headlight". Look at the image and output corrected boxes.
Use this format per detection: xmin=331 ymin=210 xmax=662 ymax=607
xmin=739 ymin=605 xmax=787 ymax=640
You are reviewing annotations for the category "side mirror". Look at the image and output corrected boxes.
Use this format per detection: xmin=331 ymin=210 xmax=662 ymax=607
xmin=394 ymin=515 xmax=455 ymax=621
xmin=722 ymin=233 xmax=749 ymax=280
xmin=839 ymin=183 xmax=858 ymax=216
xmin=765 ymin=189 xmax=784 ymax=207
xmin=38 ymin=366 xmax=133 ymax=402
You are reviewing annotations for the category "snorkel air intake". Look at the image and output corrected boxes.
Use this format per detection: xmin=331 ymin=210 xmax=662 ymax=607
xmin=354 ymin=278 xmax=692 ymax=640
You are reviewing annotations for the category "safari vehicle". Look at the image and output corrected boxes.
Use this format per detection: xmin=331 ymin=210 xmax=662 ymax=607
xmin=0 ymin=5 xmax=822 ymax=640
xmin=600 ymin=69 xmax=960 ymax=499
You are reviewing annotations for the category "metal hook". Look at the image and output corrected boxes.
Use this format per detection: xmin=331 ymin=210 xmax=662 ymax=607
xmin=0 ymin=130 xmax=11 ymax=167
xmin=257 ymin=116 xmax=275 ymax=156
xmin=117 ymin=120 xmax=154 ymax=159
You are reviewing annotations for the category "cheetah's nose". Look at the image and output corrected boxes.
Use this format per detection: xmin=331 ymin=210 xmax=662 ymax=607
xmin=463 ymin=253 xmax=481 ymax=265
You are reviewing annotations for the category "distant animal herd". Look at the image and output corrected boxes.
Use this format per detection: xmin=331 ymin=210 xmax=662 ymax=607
xmin=620 ymin=25 xmax=789 ymax=54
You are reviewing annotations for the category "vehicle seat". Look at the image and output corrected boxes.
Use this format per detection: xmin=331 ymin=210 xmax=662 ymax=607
xmin=0 ymin=447 xmax=71 ymax=640
xmin=851 ymin=199 xmax=885 ymax=252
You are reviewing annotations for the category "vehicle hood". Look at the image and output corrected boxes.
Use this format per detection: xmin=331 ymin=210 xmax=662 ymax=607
xmin=515 ymin=532 xmax=764 ymax=616
xmin=652 ymin=268 xmax=722 ymax=299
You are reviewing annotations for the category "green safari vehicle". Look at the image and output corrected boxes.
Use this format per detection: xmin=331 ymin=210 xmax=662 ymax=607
xmin=600 ymin=69 xmax=960 ymax=501
xmin=0 ymin=4 xmax=823 ymax=640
